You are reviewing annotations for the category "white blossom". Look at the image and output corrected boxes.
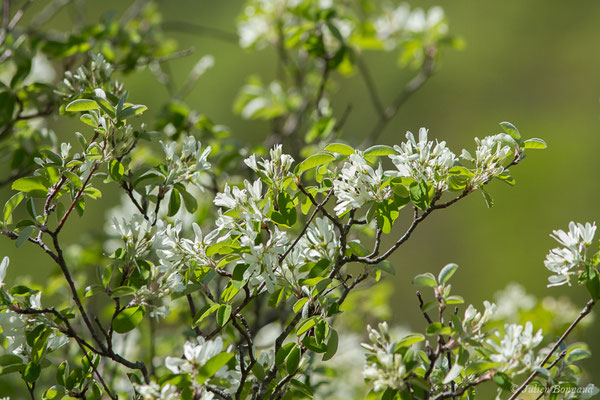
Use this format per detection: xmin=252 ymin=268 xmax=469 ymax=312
xmin=244 ymin=144 xmax=294 ymax=190
xmin=488 ymin=322 xmax=543 ymax=371
xmin=388 ymin=128 xmax=457 ymax=191
xmin=374 ymin=4 xmax=447 ymax=50
xmin=333 ymin=151 xmax=391 ymax=215
xmin=159 ymin=136 xmax=211 ymax=188
xmin=544 ymin=221 xmax=596 ymax=287
xmin=361 ymin=323 xmax=407 ymax=392
xmin=460 ymin=133 xmax=515 ymax=186
xmin=301 ymin=217 xmax=339 ymax=262
xmin=165 ymin=337 xmax=224 ymax=375
xmin=134 ymin=382 xmax=180 ymax=400
xmin=0 ymin=256 xmax=8 ymax=288
xmin=459 ymin=301 xmax=496 ymax=344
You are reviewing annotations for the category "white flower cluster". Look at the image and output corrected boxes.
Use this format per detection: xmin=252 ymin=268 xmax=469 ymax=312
xmin=488 ymin=322 xmax=543 ymax=372
xmin=133 ymin=382 xmax=180 ymax=400
xmin=0 ymin=258 xmax=69 ymax=358
xmin=214 ymin=180 xmax=269 ymax=226
xmin=544 ymin=221 xmax=596 ymax=287
xmin=361 ymin=322 xmax=407 ymax=392
xmin=388 ymin=128 xmax=457 ymax=190
xmin=458 ymin=301 xmax=497 ymax=345
xmin=165 ymin=337 xmax=224 ymax=375
xmin=238 ymin=0 xmax=346 ymax=50
xmin=301 ymin=217 xmax=339 ymax=263
xmin=244 ymin=144 xmax=294 ymax=190
xmin=460 ymin=133 xmax=514 ymax=186
xmin=160 ymin=136 xmax=211 ymax=188
xmin=333 ymin=151 xmax=391 ymax=216
xmin=374 ymin=4 xmax=447 ymax=50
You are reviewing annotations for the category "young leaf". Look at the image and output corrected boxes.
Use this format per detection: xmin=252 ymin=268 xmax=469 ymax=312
xmin=322 ymin=329 xmax=339 ymax=361
xmin=297 ymin=152 xmax=335 ymax=174
xmin=286 ymin=346 xmax=301 ymax=375
xmin=216 ymin=304 xmax=232 ymax=326
xmin=522 ymin=138 xmax=547 ymax=149
xmin=499 ymin=121 xmax=521 ymax=141
xmin=412 ymin=273 xmax=437 ymax=287
xmin=112 ymin=306 xmax=145 ymax=333
xmin=438 ymin=263 xmax=459 ymax=284
xmin=65 ymin=99 xmax=99 ymax=112
xmin=12 ymin=176 xmax=49 ymax=194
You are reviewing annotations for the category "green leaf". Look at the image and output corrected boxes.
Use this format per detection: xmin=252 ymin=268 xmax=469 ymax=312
xmin=324 ymin=143 xmax=354 ymax=155
xmin=0 ymin=91 xmax=15 ymax=126
xmin=499 ymin=121 xmax=521 ymax=141
xmin=291 ymin=378 xmax=314 ymax=399
xmin=118 ymin=104 xmax=148 ymax=120
xmin=168 ymin=189 xmax=181 ymax=216
xmin=374 ymin=261 xmax=395 ymax=276
xmin=395 ymin=334 xmax=425 ymax=349
xmin=322 ymin=329 xmax=339 ymax=361
xmin=364 ymin=145 xmax=396 ymax=157
xmin=297 ymin=152 xmax=335 ymax=174
xmin=348 ymin=240 xmax=369 ymax=257
xmin=197 ymin=352 xmax=234 ymax=385
xmin=194 ymin=304 xmax=219 ymax=326
xmin=111 ymin=286 xmax=136 ymax=298
xmin=293 ymin=298 xmax=309 ymax=314
xmin=12 ymin=176 xmax=49 ymax=194
xmin=94 ymin=95 xmax=116 ymax=118
xmin=464 ymin=361 xmax=501 ymax=375
xmin=409 ymin=181 xmax=430 ymax=210
xmin=302 ymin=336 xmax=327 ymax=353
xmin=216 ymin=304 xmax=232 ymax=326
xmin=438 ymin=263 xmax=459 ymax=284
xmin=63 ymin=171 xmax=82 ymax=190
xmin=23 ymin=362 xmax=41 ymax=383
xmin=112 ymin=306 xmax=145 ymax=333
xmin=412 ymin=273 xmax=437 ymax=287
xmin=276 ymin=343 xmax=295 ymax=366
xmin=16 ymin=225 xmax=36 ymax=248
xmin=445 ymin=295 xmax=464 ymax=305
xmin=443 ymin=363 xmax=463 ymax=384
xmin=374 ymin=198 xmax=401 ymax=234
xmin=65 ymin=99 xmax=99 ymax=112
xmin=80 ymin=113 xmax=98 ymax=128
xmin=176 ymin=184 xmax=198 ymax=213
xmin=523 ymin=138 xmax=547 ymax=149
xmin=286 ymin=346 xmax=301 ymax=375
xmin=493 ymin=371 xmax=513 ymax=391
xmin=109 ymin=160 xmax=124 ymax=181
xmin=3 ymin=192 xmax=24 ymax=224
xmin=296 ymin=316 xmax=319 ymax=336
xmin=426 ymin=322 xmax=452 ymax=336
xmin=566 ymin=347 xmax=591 ymax=363
xmin=271 ymin=192 xmax=297 ymax=227
xmin=480 ymin=187 xmax=494 ymax=208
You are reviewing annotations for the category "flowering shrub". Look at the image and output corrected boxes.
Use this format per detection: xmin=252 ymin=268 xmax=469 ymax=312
xmin=0 ymin=1 xmax=597 ymax=400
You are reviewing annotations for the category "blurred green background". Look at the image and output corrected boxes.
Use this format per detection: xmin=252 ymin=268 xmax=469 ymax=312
xmin=2 ymin=0 xmax=600 ymax=384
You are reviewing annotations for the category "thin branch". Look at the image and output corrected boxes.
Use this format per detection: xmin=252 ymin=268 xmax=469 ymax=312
xmin=508 ymin=298 xmax=596 ymax=400
xmin=279 ymin=188 xmax=334 ymax=264
xmin=362 ymin=51 xmax=436 ymax=148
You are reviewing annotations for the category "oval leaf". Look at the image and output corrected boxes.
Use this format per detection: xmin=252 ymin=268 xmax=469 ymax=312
xmin=65 ymin=99 xmax=99 ymax=112
xmin=112 ymin=306 xmax=145 ymax=334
